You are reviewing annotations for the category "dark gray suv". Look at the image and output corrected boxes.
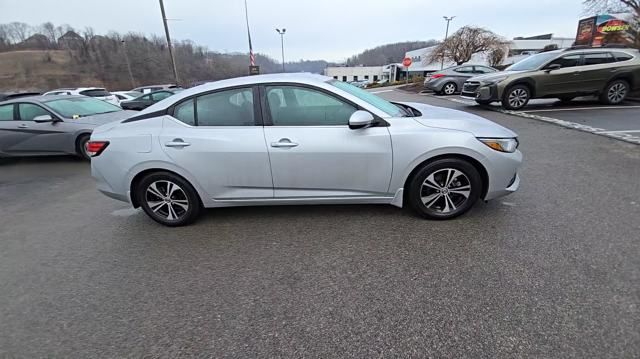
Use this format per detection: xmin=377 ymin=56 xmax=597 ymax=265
xmin=461 ymin=47 xmax=640 ymax=110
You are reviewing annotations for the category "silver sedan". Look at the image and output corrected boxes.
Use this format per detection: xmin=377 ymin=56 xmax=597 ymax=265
xmin=424 ymin=65 xmax=498 ymax=95
xmin=0 ymin=95 xmax=136 ymax=159
xmin=89 ymin=73 xmax=522 ymax=226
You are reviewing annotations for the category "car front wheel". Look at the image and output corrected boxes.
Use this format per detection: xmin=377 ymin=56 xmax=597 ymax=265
xmin=601 ymin=80 xmax=629 ymax=105
xmin=407 ymin=158 xmax=482 ymax=220
xmin=502 ymin=85 xmax=530 ymax=110
xmin=137 ymin=172 xmax=202 ymax=226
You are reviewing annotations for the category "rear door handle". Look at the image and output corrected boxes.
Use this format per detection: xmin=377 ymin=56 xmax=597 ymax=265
xmin=271 ymin=139 xmax=299 ymax=148
xmin=165 ymin=139 xmax=191 ymax=148
xmin=17 ymin=124 xmax=28 ymax=129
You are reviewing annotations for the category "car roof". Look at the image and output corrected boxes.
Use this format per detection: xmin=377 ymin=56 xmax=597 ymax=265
xmin=138 ymin=73 xmax=331 ymax=115
xmin=0 ymin=94 xmax=87 ymax=105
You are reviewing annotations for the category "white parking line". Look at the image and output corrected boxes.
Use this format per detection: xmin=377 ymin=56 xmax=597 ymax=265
xmin=597 ymin=129 xmax=640 ymax=134
xmin=370 ymin=90 xmax=394 ymax=94
xmin=524 ymin=105 xmax=640 ymax=113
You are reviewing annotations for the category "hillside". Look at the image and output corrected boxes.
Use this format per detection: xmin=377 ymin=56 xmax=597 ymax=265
xmin=346 ymin=40 xmax=439 ymax=66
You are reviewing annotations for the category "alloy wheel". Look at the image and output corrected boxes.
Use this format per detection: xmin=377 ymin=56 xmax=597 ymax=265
xmin=145 ymin=180 xmax=189 ymax=221
xmin=421 ymin=168 xmax=471 ymax=214
xmin=508 ymin=88 xmax=528 ymax=109
xmin=443 ymin=83 xmax=456 ymax=95
xmin=607 ymin=83 xmax=627 ymax=104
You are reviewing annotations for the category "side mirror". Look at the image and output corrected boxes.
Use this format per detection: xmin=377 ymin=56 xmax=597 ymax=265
xmin=545 ymin=64 xmax=562 ymax=73
xmin=348 ymin=110 xmax=376 ymax=130
xmin=33 ymin=114 xmax=54 ymax=123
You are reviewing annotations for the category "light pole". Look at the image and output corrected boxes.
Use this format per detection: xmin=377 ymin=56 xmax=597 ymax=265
xmin=275 ymin=28 xmax=286 ymax=72
xmin=121 ymin=40 xmax=136 ymax=88
xmin=441 ymin=16 xmax=455 ymax=70
xmin=159 ymin=0 xmax=179 ymax=85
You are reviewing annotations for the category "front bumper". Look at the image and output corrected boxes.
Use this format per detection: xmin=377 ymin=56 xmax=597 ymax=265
xmin=461 ymin=83 xmax=500 ymax=102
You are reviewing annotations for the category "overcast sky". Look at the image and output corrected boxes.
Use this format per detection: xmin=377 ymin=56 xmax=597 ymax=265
xmin=0 ymin=0 xmax=585 ymax=62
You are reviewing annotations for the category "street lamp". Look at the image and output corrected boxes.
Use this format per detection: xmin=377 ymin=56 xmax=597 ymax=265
xmin=121 ymin=40 xmax=136 ymax=88
xmin=441 ymin=16 xmax=455 ymax=70
xmin=275 ymin=28 xmax=286 ymax=72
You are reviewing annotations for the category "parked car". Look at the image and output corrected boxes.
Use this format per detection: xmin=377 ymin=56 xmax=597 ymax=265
xmin=0 ymin=95 xmax=135 ymax=159
xmin=43 ymin=87 xmax=120 ymax=106
xmin=119 ymin=90 xmax=180 ymax=111
xmin=0 ymin=92 xmax=41 ymax=102
xmin=461 ymin=47 xmax=640 ymax=110
xmin=89 ymin=73 xmax=522 ymax=226
xmin=112 ymin=91 xmax=143 ymax=103
xmin=131 ymin=84 xmax=182 ymax=94
xmin=424 ymin=65 xmax=498 ymax=95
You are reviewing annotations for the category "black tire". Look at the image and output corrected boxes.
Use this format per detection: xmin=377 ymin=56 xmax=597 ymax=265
xmin=501 ymin=84 xmax=531 ymax=110
xmin=600 ymin=79 xmax=629 ymax=105
xmin=475 ymin=100 xmax=492 ymax=105
xmin=75 ymin=134 xmax=91 ymax=160
xmin=137 ymin=171 xmax=202 ymax=226
xmin=407 ymin=158 xmax=482 ymax=220
xmin=558 ymin=96 xmax=575 ymax=103
xmin=441 ymin=82 xmax=458 ymax=96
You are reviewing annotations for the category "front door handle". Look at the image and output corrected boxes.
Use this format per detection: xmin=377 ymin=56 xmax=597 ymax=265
xmin=17 ymin=124 xmax=28 ymax=129
xmin=271 ymin=138 xmax=299 ymax=148
xmin=165 ymin=139 xmax=191 ymax=148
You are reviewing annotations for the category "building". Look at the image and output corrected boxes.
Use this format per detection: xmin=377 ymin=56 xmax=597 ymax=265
xmin=324 ymin=65 xmax=384 ymax=83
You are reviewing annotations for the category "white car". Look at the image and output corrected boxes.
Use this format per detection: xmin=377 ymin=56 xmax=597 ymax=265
xmin=43 ymin=87 xmax=119 ymax=106
xmin=89 ymin=73 xmax=522 ymax=226
xmin=112 ymin=91 xmax=143 ymax=103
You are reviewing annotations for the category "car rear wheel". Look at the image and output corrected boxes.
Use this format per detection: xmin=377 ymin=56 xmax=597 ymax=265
xmin=407 ymin=158 xmax=482 ymax=220
xmin=441 ymin=82 xmax=458 ymax=95
xmin=502 ymin=85 xmax=530 ymax=110
xmin=137 ymin=172 xmax=202 ymax=226
xmin=600 ymin=80 xmax=629 ymax=105
xmin=76 ymin=134 xmax=91 ymax=160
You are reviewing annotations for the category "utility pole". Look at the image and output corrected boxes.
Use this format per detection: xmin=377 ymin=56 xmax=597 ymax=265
xmin=276 ymin=28 xmax=286 ymax=72
xmin=121 ymin=40 xmax=136 ymax=88
xmin=441 ymin=16 xmax=455 ymax=70
xmin=159 ymin=0 xmax=179 ymax=85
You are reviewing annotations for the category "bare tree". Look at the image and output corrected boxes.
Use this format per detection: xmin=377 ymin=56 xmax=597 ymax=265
xmin=7 ymin=22 xmax=32 ymax=43
xmin=583 ymin=0 xmax=640 ymax=17
xmin=428 ymin=26 xmax=509 ymax=66
xmin=488 ymin=47 xmax=507 ymax=67
xmin=40 ymin=22 xmax=57 ymax=43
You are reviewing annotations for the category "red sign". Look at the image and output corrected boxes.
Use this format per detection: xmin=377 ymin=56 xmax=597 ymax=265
xmin=402 ymin=57 xmax=412 ymax=67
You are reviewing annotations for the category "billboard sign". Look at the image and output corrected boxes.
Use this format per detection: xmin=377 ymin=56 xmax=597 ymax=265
xmin=576 ymin=14 xmax=637 ymax=47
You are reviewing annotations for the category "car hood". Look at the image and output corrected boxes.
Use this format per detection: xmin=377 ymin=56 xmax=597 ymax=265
xmin=468 ymin=70 xmax=525 ymax=83
xmin=71 ymin=110 xmax=137 ymax=125
xmin=400 ymin=102 xmax=517 ymax=138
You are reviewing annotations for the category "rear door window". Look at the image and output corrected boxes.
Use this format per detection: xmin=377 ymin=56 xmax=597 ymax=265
xmin=196 ymin=88 xmax=255 ymax=126
xmin=0 ymin=104 xmax=14 ymax=121
xmin=583 ymin=53 xmax=615 ymax=65
xmin=454 ymin=66 xmax=474 ymax=73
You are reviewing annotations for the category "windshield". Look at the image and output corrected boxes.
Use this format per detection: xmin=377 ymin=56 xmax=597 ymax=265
xmin=329 ymin=80 xmax=404 ymax=117
xmin=44 ymin=97 xmax=122 ymax=118
xmin=506 ymin=52 xmax=559 ymax=71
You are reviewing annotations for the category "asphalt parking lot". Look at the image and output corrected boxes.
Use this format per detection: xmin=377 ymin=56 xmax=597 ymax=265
xmin=2 ymin=91 xmax=640 ymax=357
xmin=442 ymin=94 xmax=640 ymax=144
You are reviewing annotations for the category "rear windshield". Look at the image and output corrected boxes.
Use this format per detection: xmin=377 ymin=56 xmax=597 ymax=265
xmin=80 ymin=89 xmax=111 ymax=97
xmin=44 ymin=97 xmax=121 ymax=118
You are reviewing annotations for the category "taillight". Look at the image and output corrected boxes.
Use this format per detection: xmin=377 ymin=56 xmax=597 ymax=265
xmin=431 ymin=74 xmax=445 ymax=79
xmin=86 ymin=141 xmax=109 ymax=157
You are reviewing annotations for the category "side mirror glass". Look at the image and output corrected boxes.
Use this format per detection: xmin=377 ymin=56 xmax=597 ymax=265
xmin=545 ymin=64 xmax=562 ymax=72
xmin=33 ymin=114 xmax=54 ymax=123
xmin=348 ymin=110 xmax=376 ymax=130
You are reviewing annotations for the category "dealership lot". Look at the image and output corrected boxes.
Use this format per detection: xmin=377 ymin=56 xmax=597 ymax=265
xmin=1 ymin=91 xmax=640 ymax=357
xmin=441 ymin=94 xmax=640 ymax=144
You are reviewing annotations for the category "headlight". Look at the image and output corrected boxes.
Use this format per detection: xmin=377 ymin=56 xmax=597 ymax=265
xmin=484 ymin=76 xmax=508 ymax=85
xmin=478 ymin=138 xmax=519 ymax=153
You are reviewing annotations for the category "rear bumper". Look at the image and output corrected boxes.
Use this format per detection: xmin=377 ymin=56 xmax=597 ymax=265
xmin=424 ymin=80 xmax=444 ymax=92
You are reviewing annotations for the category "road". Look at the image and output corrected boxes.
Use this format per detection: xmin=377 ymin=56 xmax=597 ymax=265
xmin=1 ymin=91 xmax=639 ymax=358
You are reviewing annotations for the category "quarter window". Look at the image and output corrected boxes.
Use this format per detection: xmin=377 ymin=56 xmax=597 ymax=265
xmin=265 ymin=85 xmax=357 ymax=126
xmin=583 ymin=53 xmax=614 ymax=65
xmin=196 ymin=88 xmax=254 ymax=126
xmin=0 ymin=104 xmax=13 ymax=121
xmin=612 ymin=51 xmax=633 ymax=62
xmin=18 ymin=103 xmax=50 ymax=121
xmin=546 ymin=54 xmax=582 ymax=68
xmin=173 ymin=99 xmax=195 ymax=126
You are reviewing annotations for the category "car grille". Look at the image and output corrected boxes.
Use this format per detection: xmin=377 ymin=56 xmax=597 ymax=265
xmin=463 ymin=82 xmax=480 ymax=93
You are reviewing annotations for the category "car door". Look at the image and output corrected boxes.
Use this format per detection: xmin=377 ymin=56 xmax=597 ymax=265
xmin=9 ymin=102 xmax=73 ymax=154
xmin=537 ymin=54 xmax=584 ymax=96
xmin=580 ymin=52 xmax=616 ymax=92
xmin=159 ymin=86 xmax=273 ymax=200
xmin=0 ymin=103 xmax=22 ymax=155
xmin=262 ymin=84 xmax=393 ymax=198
